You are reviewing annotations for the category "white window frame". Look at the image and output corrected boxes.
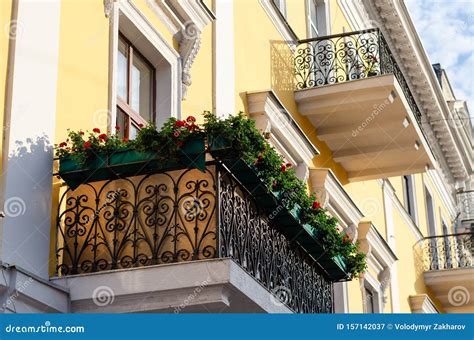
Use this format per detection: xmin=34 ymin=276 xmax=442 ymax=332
xmin=272 ymin=0 xmax=287 ymax=19
xmin=306 ymin=0 xmax=331 ymax=38
xmin=363 ymin=272 xmax=383 ymax=313
xmin=109 ymin=1 xmax=181 ymax=132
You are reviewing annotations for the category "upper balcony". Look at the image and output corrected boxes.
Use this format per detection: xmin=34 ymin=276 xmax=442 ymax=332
xmin=294 ymin=29 xmax=435 ymax=182
xmin=421 ymin=233 xmax=473 ymax=313
xmin=457 ymin=190 xmax=474 ymax=231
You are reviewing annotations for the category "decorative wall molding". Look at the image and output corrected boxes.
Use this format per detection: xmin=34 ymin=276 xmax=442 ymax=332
xmin=104 ymin=0 xmax=116 ymax=18
xmin=145 ymin=0 xmax=214 ymax=98
xmin=362 ymin=0 xmax=469 ymax=185
xmin=358 ymin=222 xmax=398 ymax=311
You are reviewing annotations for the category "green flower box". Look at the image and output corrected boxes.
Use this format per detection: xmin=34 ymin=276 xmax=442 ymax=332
xmin=208 ymin=135 xmax=240 ymax=159
xmin=58 ymin=137 xmax=205 ymax=190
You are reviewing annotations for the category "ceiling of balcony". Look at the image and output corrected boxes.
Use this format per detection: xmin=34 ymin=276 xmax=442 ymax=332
xmin=295 ymin=74 xmax=436 ymax=182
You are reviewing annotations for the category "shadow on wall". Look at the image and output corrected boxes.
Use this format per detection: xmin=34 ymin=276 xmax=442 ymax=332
xmin=270 ymin=40 xmax=295 ymax=93
xmin=2 ymin=136 xmax=54 ymax=278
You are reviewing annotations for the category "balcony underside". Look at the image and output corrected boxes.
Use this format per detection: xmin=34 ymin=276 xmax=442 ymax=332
xmin=52 ymin=259 xmax=292 ymax=313
xmin=424 ymin=268 xmax=474 ymax=313
xmin=295 ymin=75 xmax=434 ymax=182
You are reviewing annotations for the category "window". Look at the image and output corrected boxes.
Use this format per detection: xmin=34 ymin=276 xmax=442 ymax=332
xmin=272 ymin=0 xmax=287 ymax=19
xmin=117 ymin=34 xmax=155 ymax=139
xmin=403 ymin=175 xmax=417 ymax=223
xmin=365 ymin=287 xmax=376 ymax=313
xmin=308 ymin=0 xmax=328 ymax=38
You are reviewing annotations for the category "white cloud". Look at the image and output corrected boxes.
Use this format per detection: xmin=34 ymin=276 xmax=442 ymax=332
xmin=406 ymin=0 xmax=473 ymax=113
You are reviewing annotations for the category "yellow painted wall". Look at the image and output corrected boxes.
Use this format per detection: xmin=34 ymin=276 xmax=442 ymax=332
xmin=54 ymin=0 xmax=110 ymax=143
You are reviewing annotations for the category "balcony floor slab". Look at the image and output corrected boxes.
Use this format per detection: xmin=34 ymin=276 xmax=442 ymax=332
xmin=51 ymin=259 xmax=293 ymax=314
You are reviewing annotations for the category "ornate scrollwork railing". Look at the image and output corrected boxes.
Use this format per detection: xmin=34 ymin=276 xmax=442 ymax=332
xmin=55 ymin=162 xmax=333 ymax=313
xmin=457 ymin=190 xmax=474 ymax=222
xmin=422 ymin=233 xmax=473 ymax=271
xmin=295 ymin=29 xmax=422 ymax=124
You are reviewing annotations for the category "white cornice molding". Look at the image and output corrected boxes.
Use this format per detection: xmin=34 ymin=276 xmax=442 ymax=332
xmin=362 ymin=0 xmax=469 ymax=184
xmin=259 ymin=0 xmax=297 ymax=49
xmin=247 ymin=90 xmax=319 ymax=178
xmin=145 ymin=0 xmax=213 ymax=98
xmin=426 ymin=168 xmax=457 ymax=220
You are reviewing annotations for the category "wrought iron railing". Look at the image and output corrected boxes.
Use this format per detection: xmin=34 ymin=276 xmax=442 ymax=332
xmin=294 ymin=29 xmax=422 ymax=124
xmin=457 ymin=190 xmax=474 ymax=222
xmin=54 ymin=161 xmax=333 ymax=313
xmin=422 ymin=233 xmax=473 ymax=271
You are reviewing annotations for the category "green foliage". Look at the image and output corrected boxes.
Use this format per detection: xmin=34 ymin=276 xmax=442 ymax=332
xmin=56 ymin=112 xmax=366 ymax=278
xmin=203 ymin=112 xmax=366 ymax=278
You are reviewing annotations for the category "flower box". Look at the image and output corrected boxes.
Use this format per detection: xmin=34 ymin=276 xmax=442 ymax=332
xmin=58 ymin=137 xmax=205 ymax=190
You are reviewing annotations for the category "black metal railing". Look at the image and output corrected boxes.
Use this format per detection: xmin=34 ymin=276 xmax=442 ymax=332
xmin=422 ymin=232 xmax=473 ymax=271
xmin=457 ymin=190 xmax=474 ymax=222
xmin=294 ymin=28 xmax=422 ymax=124
xmin=54 ymin=162 xmax=333 ymax=313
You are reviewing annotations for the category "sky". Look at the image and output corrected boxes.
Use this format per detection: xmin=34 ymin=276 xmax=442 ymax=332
xmin=405 ymin=0 xmax=473 ymax=115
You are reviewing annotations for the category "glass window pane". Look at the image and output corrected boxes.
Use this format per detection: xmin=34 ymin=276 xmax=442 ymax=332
xmin=129 ymin=123 xmax=139 ymax=140
xmin=117 ymin=38 xmax=128 ymax=101
xmin=131 ymin=53 xmax=152 ymax=122
xmin=116 ymin=107 xmax=127 ymax=139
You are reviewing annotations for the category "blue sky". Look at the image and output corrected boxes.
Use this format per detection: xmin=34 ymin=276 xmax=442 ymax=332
xmin=405 ymin=0 xmax=473 ymax=114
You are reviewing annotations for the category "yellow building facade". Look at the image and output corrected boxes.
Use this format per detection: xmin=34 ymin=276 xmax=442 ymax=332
xmin=0 ymin=0 xmax=472 ymax=313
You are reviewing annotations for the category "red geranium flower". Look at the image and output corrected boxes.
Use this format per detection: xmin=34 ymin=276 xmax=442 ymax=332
xmin=174 ymin=120 xmax=186 ymax=128
xmin=176 ymin=141 xmax=184 ymax=147
xmin=99 ymin=133 xmax=108 ymax=141
xmin=83 ymin=141 xmax=91 ymax=149
xmin=115 ymin=125 xmax=120 ymax=131
xmin=280 ymin=164 xmax=287 ymax=172
xmin=79 ymin=131 xmax=84 ymax=136
xmin=138 ymin=123 xmax=144 ymax=128
xmin=59 ymin=142 xmax=67 ymax=148
xmin=186 ymin=116 xmax=196 ymax=123
xmin=272 ymin=180 xmax=278 ymax=188
xmin=286 ymin=163 xmax=292 ymax=168
xmin=93 ymin=128 xmax=100 ymax=133
xmin=312 ymin=201 xmax=321 ymax=210
xmin=122 ymin=137 xmax=129 ymax=142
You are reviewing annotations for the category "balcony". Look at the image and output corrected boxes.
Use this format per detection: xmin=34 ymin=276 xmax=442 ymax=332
xmin=52 ymin=158 xmax=336 ymax=313
xmin=421 ymin=233 xmax=474 ymax=313
xmin=457 ymin=190 xmax=474 ymax=231
xmin=294 ymin=29 xmax=434 ymax=182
